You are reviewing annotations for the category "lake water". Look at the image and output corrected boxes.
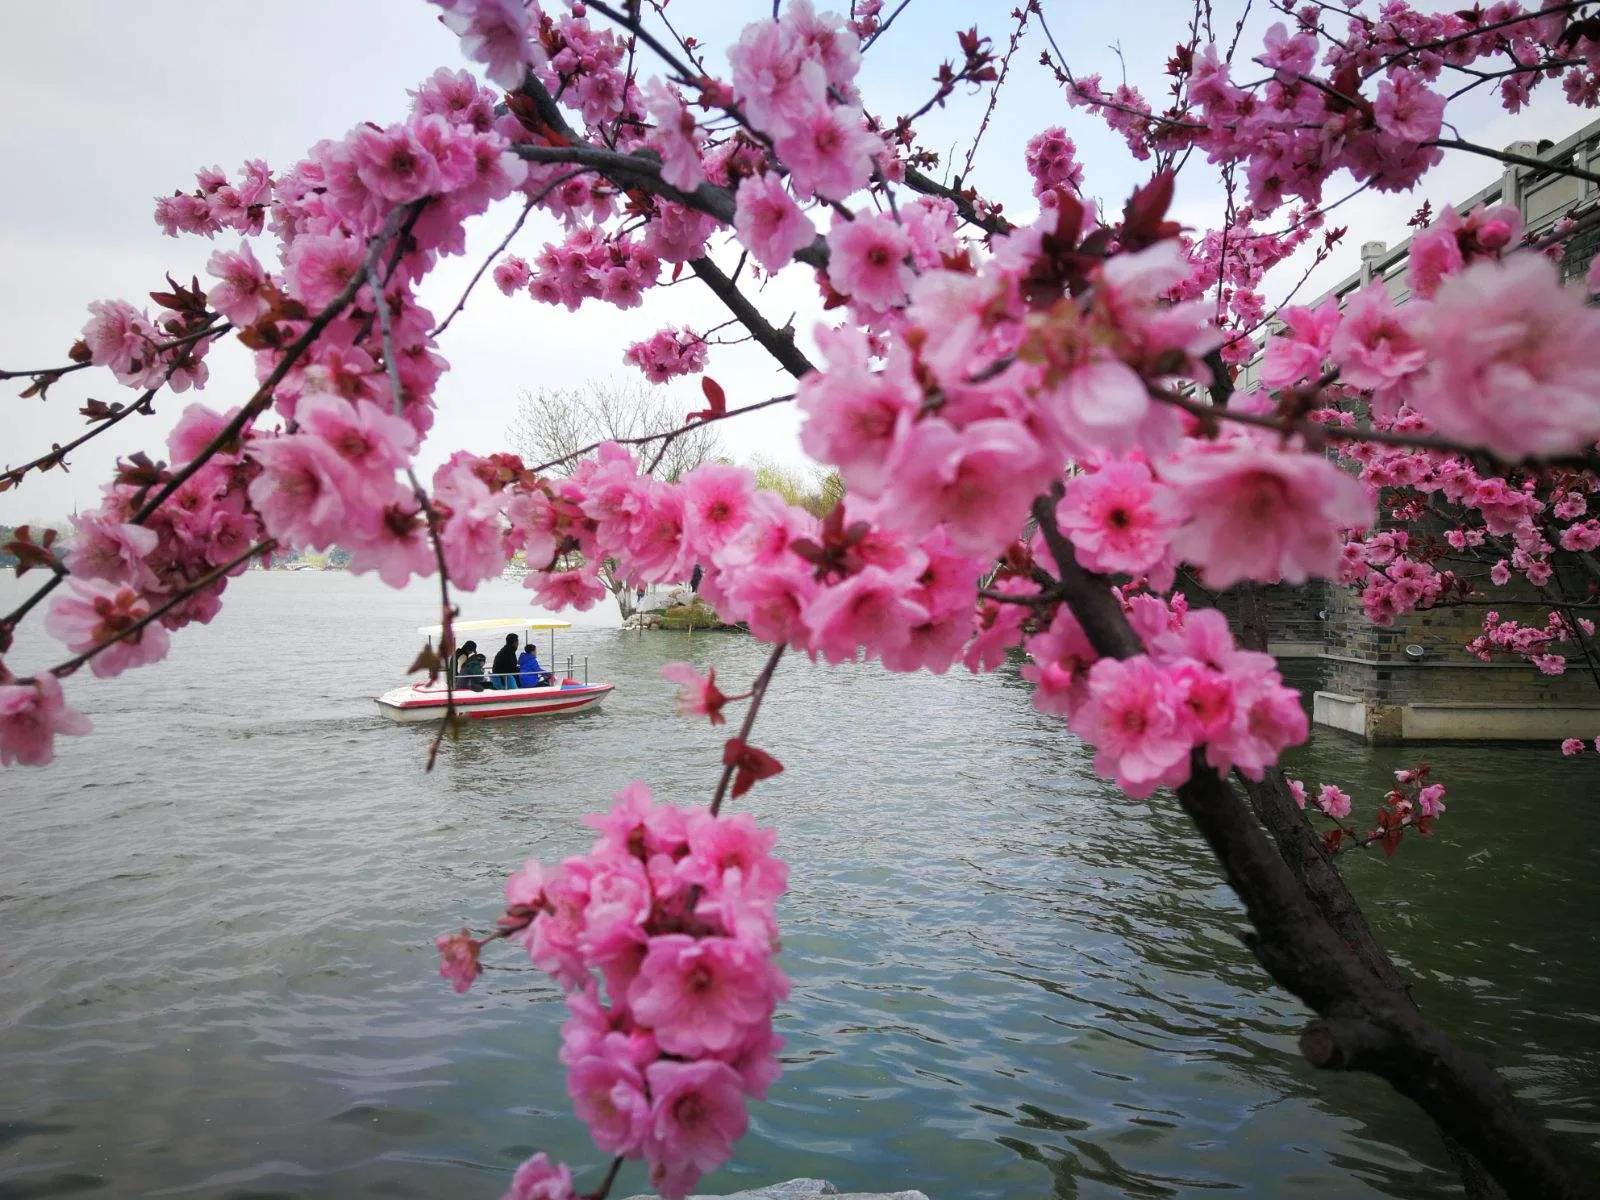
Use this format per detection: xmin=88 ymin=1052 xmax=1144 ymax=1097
xmin=1 ymin=571 xmax=1596 ymax=1199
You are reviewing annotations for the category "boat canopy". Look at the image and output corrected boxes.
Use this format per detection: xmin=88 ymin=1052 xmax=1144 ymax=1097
xmin=417 ymin=617 xmax=572 ymax=637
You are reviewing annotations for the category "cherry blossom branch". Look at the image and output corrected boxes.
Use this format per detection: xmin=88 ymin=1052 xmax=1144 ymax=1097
xmin=529 ymin=392 xmax=794 ymax=476
xmin=688 ymin=257 xmax=815 ymax=378
xmin=1 ymin=321 xmax=231 ymax=493
xmin=129 ymin=203 xmax=422 ymax=528
xmin=17 ymin=539 xmax=274 ymax=683
xmin=1154 ymin=384 xmax=1600 ymax=473
xmin=1362 ymin=3 xmax=1587 ymax=75
xmin=1428 ymin=136 xmax=1600 ymax=187
xmin=0 ymin=321 xmax=231 ymax=389
xmin=642 ymin=391 xmax=789 ymax=472
xmin=2 ymin=392 xmax=154 ymax=491
xmin=953 ymin=0 xmax=1030 ymax=176
xmin=367 ymin=255 xmax=461 ymax=773
xmin=1028 ymin=488 xmax=1589 ymax=1198
xmin=582 ymin=1155 xmax=626 ymax=1200
xmin=708 ymin=642 xmax=786 ymax=817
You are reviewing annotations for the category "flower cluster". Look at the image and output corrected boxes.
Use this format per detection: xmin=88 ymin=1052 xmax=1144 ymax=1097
xmin=1467 ymin=610 xmax=1591 ymax=677
xmin=1286 ymin=766 xmax=1447 ymax=856
xmin=440 ymin=784 xmax=788 ymax=1200
xmin=1026 ymin=603 xmax=1308 ymax=797
xmin=624 ymin=327 xmax=708 ymax=384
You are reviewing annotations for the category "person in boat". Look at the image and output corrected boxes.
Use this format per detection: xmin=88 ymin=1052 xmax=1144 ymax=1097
xmin=491 ymin=633 xmax=521 ymax=689
xmin=517 ymin=643 xmax=548 ymax=688
xmin=459 ymin=651 xmax=488 ymax=690
xmin=453 ymin=639 xmax=478 ymax=677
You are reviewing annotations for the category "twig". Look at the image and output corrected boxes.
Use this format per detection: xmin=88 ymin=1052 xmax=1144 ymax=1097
xmin=432 ymin=195 xmax=540 ymax=338
xmin=708 ymin=643 xmax=786 ymax=817
xmin=19 ymin=539 xmax=274 ymax=682
xmin=531 ymin=393 xmax=795 ymax=476
xmin=130 ymin=203 xmax=422 ymax=528
xmin=367 ymin=255 xmax=460 ymax=772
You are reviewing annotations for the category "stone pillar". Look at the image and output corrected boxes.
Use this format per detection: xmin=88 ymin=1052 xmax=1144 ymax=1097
xmin=1313 ymin=577 xmax=1600 ymax=743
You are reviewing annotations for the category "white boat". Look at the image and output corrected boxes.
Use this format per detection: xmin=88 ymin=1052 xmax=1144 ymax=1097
xmin=376 ymin=618 xmax=614 ymax=723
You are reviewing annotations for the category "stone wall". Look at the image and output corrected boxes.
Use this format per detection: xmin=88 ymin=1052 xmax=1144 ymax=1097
xmin=1313 ymin=579 xmax=1600 ymax=743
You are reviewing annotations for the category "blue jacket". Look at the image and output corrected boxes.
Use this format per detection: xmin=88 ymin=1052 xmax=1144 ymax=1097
xmin=517 ymin=650 xmax=545 ymax=688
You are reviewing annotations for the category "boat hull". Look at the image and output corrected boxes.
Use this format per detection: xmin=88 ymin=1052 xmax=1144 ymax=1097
xmin=375 ymin=681 xmax=614 ymax=723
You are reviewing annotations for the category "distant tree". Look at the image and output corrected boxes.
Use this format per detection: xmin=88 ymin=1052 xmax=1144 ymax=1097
xmin=506 ymin=377 xmax=723 ymax=619
xmin=748 ymin=456 xmax=843 ymax=518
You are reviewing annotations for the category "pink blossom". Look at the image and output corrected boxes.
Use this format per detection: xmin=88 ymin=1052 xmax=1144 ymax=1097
xmin=1057 ymin=460 xmax=1178 ymax=582
xmin=733 ymin=173 xmax=817 ymax=272
xmin=500 ymin=1153 xmax=574 ymax=1200
xmin=66 ymin=514 xmax=159 ymax=589
xmin=1260 ymin=297 xmax=1339 ymax=390
xmin=795 ymin=326 xmax=918 ymax=496
xmin=206 ymin=241 xmax=272 ymax=326
xmin=1561 ymin=737 xmax=1585 ymax=756
xmin=1328 ymin=282 xmax=1426 ymax=402
xmin=297 ymin=394 xmax=417 ymax=488
xmin=347 ymin=501 xmax=437 ymax=588
xmin=247 ymin=434 xmax=348 ymax=549
xmin=45 ymin=579 xmax=170 ymax=678
xmin=877 ymin=418 xmax=1045 ymax=555
xmin=1025 ymin=127 xmax=1083 ymax=197
xmin=1070 ymin=656 xmax=1193 ymax=798
xmin=1163 ymin=439 xmax=1371 ymax=588
xmin=1374 ymin=69 xmax=1445 ymax=143
xmin=1411 ymin=254 xmax=1600 ymax=458
xmin=435 ymin=929 xmax=482 ymax=993
xmin=624 ymin=327 xmax=707 ymax=383
xmin=168 ymin=403 xmax=240 ymax=465
xmin=776 ymin=104 xmax=878 ymax=202
xmin=827 ymin=214 xmax=912 ymax=310
xmin=728 ymin=16 xmax=828 ymax=139
xmin=682 ymin=464 xmax=756 ymax=555
xmin=0 ymin=675 xmax=92 ymax=767
xmin=531 ymin=568 xmax=608 ymax=612
xmin=1286 ymin=777 xmax=1308 ymax=809
xmin=82 ymin=299 xmax=156 ymax=384
xmin=628 ymin=934 xmax=780 ymax=1056
xmin=643 ymin=78 xmax=705 ymax=192
xmin=567 ymin=1049 xmax=651 ymax=1156
xmin=661 ymin=662 xmax=730 ymax=725
xmin=1416 ymin=783 xmax=1447 ymax=818
xmin=802 ymin=565 xmax=928 ymax=664
xmin=1316 ymin=784 xmax=1353 ymax=820
xmin=283 ymin=232 xmax=364 ymax=309
xmin=436 ymin=0 xmax=540 ymax=90
xmin=1021 ymin=607 xmax=1098 ymax=717
xmin=493 ymin=255 xmax=531 ymax=294
xmin=644 ymin=1059 xmax=749 ymax=1200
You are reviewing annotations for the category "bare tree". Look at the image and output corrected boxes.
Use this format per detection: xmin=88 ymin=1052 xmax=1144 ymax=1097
xmin=507 ymin=377 xmax=723 ymax=619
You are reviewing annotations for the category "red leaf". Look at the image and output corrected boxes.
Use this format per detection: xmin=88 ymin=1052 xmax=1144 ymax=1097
xmin=723 ymin=738 xmax=783 ymax=798
xmin=701 ymin=376 xmax=727 ymax=414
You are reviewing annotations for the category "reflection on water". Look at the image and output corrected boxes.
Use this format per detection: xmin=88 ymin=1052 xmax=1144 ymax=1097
xmin=0 ymin=572 xmax=1595 ymax=1198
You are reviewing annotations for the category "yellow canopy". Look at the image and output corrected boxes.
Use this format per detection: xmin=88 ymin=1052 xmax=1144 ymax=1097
xmin=417 ymin=617 xmax=572 ymax=637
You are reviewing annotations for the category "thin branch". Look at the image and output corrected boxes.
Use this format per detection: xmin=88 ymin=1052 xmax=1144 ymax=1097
xmin=708 ymin=642 xmax=786 ymax=817
xmin=21 ymin=539 xmax=274 ymax=682
xmin=368 ymin=255 xmax=460 ymax=773
xmin=0 ymin=321 xmax=232 ymax=385
xmin=530 ymin=392 xmax=795 ymax=476
xmin=1428 ymin=136 xmax=1600 ymax=187
xmin=130 ymin=203 xmax=422 ymax=528
xmin=432 ymin=194 xmax=541 ymax=338
xmin=688 ymin=257 xmax=815 ymax=379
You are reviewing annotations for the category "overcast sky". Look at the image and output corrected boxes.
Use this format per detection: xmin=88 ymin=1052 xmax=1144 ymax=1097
xmin=0 ymin=1 xmax=1584 ymax=524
